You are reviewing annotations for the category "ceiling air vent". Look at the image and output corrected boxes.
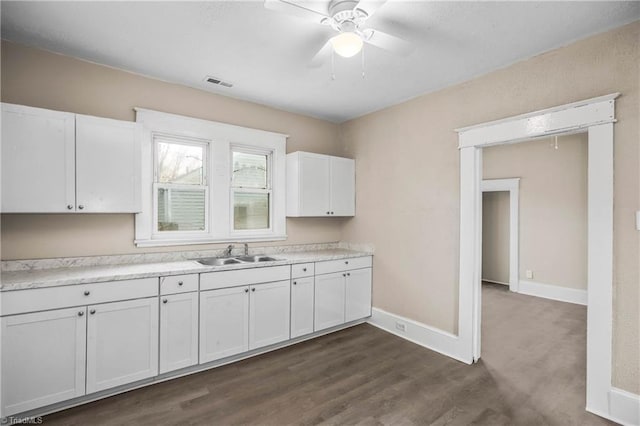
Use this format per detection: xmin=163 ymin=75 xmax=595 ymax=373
xmin=205 ymin=76 xmax=233 ymax=88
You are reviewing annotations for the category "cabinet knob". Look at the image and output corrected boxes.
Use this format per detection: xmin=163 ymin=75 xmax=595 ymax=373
xmin=326 ymin=211 xmax=330 ymax=215
xmin=245 ymin=288 xmax=249 ymax=293
xmin=163 ymin=299 xmax=168 ymax=304
xmin=78 ymin=311 xmax=84 ymax=317
xmin=331 ymin=212 xmax=334 ymax=215
xmin=78 ymin=205 xmax=85 ymax=210
xmin=347 ymin=273 xmax=351 ymax=277
xmin=84 ymin=290 xmax=90 ymax=296
xmin=252 ymin=288 xmax=256 ymax=292
xmin=343 ymin=273 xmax=346 ymax=277
xmin=90 ymin=309 xmax=96 ymax=315
xmin=345 ymin=261 xmax=349 ymax=265
xmin=303 ymin=268 xmax=307 ymax=272
xmin=67 ymin=204 xmax=74 ymax=210
xmin=178 ymin=281 xmax=184 ymax=286
xmin=293 ymin=281 xmax=297 ymax=285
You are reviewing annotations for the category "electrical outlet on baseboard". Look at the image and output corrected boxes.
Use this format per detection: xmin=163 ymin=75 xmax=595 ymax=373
xmin=395 ymin=321 xmax=407 ymax=332
xmin=526 ymin=270 xmax=534 ymax=279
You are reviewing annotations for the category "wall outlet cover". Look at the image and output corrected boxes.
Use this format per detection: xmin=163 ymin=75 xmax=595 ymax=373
xmin=526 ymin=270 xmax=534 ymax=279
xmin=395 ymin=322 xmax=407 ymax=332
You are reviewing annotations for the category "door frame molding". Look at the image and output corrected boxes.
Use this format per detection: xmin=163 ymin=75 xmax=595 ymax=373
xmin=454 ymin=93 xmax=618 ymax=419
xmin=481 ymin=178 xmax=520 ymax=293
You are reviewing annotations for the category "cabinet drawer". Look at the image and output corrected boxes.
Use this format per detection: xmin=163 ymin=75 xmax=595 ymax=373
xmin=200 ymin=265 xmax=290 ymax=291
xmin=2 ymin=278 xmax=158 ymax=316
xmin=291 ymin=263 xmax=314 ymax=279
xmin=160 ymin=274 xmax=198 ymax=295
xmin=315 ymin=256 xmax=372 ymax=275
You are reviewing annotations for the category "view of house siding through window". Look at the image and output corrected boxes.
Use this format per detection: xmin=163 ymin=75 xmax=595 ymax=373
xmin=156 ymin=138 xmax=207 ymax=231
xmin=232 ymin=151 xmax=270 ymax=230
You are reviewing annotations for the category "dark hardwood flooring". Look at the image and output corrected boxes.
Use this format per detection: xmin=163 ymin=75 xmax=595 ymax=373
xmin=45 ymin=283 xmax=612 ymax=425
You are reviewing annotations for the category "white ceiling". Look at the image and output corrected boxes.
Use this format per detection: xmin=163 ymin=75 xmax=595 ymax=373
xmin=2 ymin=1 xmax=639 ymax=123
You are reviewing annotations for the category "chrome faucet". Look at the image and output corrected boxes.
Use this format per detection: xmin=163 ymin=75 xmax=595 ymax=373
xmin=244 ymin=243 xmax=249 ymax=256
xmin=224 ymin=244 xmax=233 ymax=257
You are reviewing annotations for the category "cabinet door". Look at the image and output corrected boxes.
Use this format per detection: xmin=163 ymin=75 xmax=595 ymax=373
xmin=329 ymin=156 xmax=355 ymax=216
xmin=160 ymin=292 xmax=199 ymax=374
xmin=75 ymin=114 xmax=141 ymax=213
xmin=314 ymin=272 xmax=346 ymax=331
xmin=345 ymin=268 xmax=372 ymax=322
xmin=1 ymin=307 xmax=86 ymax=416
xmin=1 ymin=103 xmax=75 ymax=213
xmin=291 ymin=276 xmax=314 ymax=338
xmin=299 ymin=153 xmax=330 ymax=216
xmin=86 ymin=298 xmax=159 ymax=394
xmin=249 ymin=280 xmax=291 ymax=350
xmin=200 ymin=286 xmax=249 ymax=363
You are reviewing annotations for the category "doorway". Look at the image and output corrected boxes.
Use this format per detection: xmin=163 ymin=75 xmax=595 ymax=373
xmin=454 ymin=93 xmax=617 ymax=417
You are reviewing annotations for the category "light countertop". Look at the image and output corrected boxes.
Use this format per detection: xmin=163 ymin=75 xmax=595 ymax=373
xmin=0 ymin=249 xmax=372 ymax=291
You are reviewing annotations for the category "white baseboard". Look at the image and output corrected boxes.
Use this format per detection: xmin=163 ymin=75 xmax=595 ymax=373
xmin=608 ymin=387 xmax=640 ymax=426
xmin=482 ymin=279 xmax=509 ymax=286
xmin=518 ymin=280 xmax=587 ymax=305
xmin=367 ymin=307 xmax=469 ymax=364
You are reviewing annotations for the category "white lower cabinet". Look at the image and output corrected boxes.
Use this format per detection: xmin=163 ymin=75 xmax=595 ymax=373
xmin=1 ymin=307 xmax=87 ymax=416
xmin=160 ymin=292 xmax=199 ymax=374
xmin=291 ymin=276 xmax=315 ymax=338
xmin=86 ymin=298 xmax=159 ymax=394
xmin=345 ymin=268 xmax=373 ymax=322
xmin=200 ymin=281 xmax=292 ymax=363
xmin=249 ymin=280 xmax=291 ymax=350
xmin=200 ymin=286 xmax=250 ymax=363
xmin=314 ymin=272 xmax=346 ymax=331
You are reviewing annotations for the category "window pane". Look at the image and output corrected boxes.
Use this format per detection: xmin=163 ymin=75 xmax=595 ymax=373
xmin=157 ymin=141 xmax=204 ymax=185
xmin=234 ymin=192 xmax=269 ymax=230
xmin=158 ymin=188 xmax=206 ymax=231
xmin=232 ymin=152 xmax=267 ymax=189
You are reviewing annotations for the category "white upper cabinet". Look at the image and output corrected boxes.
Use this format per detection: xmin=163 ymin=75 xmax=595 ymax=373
xmin=286 ymin=151 xmax=355 ymax=217
xmin=1 ymin=103 xmax=76 ymax=213
xmin=1 ymin=103 xmax=141 ymax=213
xmin=75 ymin=115 xmax=141 ymax=213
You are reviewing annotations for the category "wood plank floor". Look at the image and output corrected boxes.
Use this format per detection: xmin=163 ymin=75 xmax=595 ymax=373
xmin=45 ymin=284 xmax=612 ymax=425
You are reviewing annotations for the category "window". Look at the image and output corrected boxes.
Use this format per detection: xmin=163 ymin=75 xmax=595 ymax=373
xmin=134 ymin=108 xmax=287 ymax=247
xmin=153 ymin=136 xmax=208 ymax=236
xmin=231 ymin=149 xmax=271 ymax=231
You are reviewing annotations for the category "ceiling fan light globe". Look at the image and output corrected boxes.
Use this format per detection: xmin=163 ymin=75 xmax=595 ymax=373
xmin=330 ymin=32 xmax=363 ymax=58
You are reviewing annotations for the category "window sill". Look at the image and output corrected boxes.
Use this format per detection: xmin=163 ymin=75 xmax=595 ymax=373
xmin=134 ymin=235 xmax=288 ymax=248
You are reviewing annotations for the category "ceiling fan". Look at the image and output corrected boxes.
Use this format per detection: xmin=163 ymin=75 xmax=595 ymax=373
xmin=264 ymin=0 xmax=413 ymax=65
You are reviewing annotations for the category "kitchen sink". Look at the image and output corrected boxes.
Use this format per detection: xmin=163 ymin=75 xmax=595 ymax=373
xmin=196 ymin=257 xmax=242 ymax=266
xmin=195 ymin=255 xmax=278 ymax=266
xmin=234 ymin=255 xmax=277 ymax=263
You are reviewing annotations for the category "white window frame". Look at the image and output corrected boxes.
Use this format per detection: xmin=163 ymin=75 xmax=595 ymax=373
xmin=152 ymin=134 xmax=210 ymax=239
xmin=134 ymin=108 xmax=287 ymax=247
xmin=230 ymin=145 xmax=274 ymax=237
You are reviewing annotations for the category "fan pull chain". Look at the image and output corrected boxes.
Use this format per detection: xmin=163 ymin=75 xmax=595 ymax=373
xmin=361 ymin=44 xmax=365 ymax=79
xmin=331 ymin=49 xmax=336 ymax=81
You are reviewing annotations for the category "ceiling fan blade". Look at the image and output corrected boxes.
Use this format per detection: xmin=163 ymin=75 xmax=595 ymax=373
xmin=353 ymin=0 xmax=388 ymax=18
xmin=264 ymin=0 xmax=329 ymax=24
xmin=363 ymin=29 xmax=413 ymax=55
xmin=309 ymin=40 xmax=332 ymax=67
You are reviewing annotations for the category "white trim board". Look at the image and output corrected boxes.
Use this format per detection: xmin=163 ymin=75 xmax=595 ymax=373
xmin=518 ymin=280 xmax=587 ymax=306
xmin=608 ymin=388 xmax=640 ymax=426
xmin=455 ymin=93 xmax=618 ymax=420
xmin=481 ymin=178 xmax=520 ymax=293
xmin=367 ymin=308 xmax=468 ymax=364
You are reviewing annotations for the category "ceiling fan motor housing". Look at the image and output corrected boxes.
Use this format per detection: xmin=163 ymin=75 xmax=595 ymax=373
xmin=327 ymin=0 xmax=368 ymax=32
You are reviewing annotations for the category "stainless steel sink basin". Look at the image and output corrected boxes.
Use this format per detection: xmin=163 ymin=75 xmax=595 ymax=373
xmin=196 ymin=257 xmax=241 ymax=266
xmin=234 ymin=255 xmax=277 ymax=263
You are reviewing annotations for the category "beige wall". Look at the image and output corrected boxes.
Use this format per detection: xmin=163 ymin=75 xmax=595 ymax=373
xmin=483 ymin=134 xmax=588 ymax=289
xmin=341 ymin=22 xmax=639 ymax=393
xmin=0 ymin=41 xmax=347 ymax=259
xmin=482 ymin=191 xmax=510 ymax=284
